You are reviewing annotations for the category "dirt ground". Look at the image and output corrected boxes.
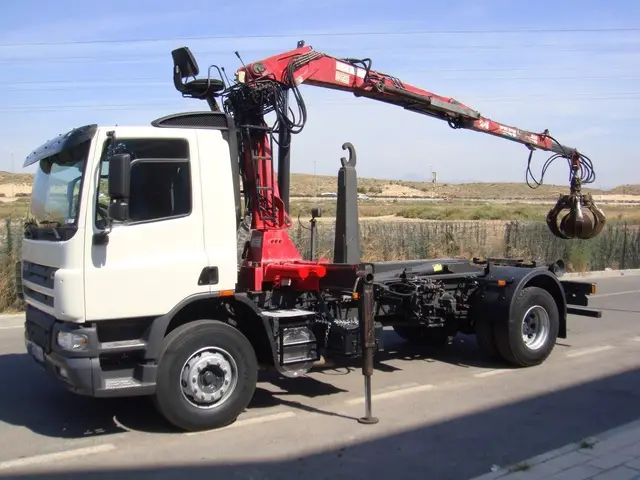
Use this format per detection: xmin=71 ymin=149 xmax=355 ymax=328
xmin=2 ymin=179 xmax=640 ymax=208
xmin=0 ymin=184 xmax=31 ymax=200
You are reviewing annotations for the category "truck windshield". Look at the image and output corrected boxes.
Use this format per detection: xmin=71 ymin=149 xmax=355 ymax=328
xmin=27 ymin=140 xmax=90 ymax=238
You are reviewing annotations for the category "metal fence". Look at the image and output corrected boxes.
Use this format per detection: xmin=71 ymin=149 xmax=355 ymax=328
xmin=291 ymin=220 xmax=640 ymax=271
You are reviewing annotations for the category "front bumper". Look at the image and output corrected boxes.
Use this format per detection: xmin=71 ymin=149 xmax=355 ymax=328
xmin=24 ymin=305 xmax=157 ymax=398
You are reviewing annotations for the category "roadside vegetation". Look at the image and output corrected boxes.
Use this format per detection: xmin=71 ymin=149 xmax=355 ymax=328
xmin=290 ymin=219 xmax=639 ymax=273
xmin=289 ymin=199 xmax=640 ymax=223
xmin=0 ymin=219 xmax=23 ymax=313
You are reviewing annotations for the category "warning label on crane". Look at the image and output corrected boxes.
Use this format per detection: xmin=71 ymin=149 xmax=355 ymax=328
xmin=335 ymin=60 xmax=366 ymax=79
xmin=335 ymin=71 xmax=351 ymax=84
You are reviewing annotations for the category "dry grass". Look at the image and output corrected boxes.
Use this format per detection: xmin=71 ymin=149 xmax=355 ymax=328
xmin=3 ymin=169 xmax=639 ymax=201
xmin=0 ymin=171 xmax=32 ymax=186
xmin=0 ymin=198 xmax=30 ymax=219
xmin=609 ymin=184 xmax=640 ymax=195
xmin=0 ymin=219 xmax=23 ymax=313
xmin=289 ymin=172 xmax=637 ymax=200
xmin=290 ymin=199 xmax=640 ymax=223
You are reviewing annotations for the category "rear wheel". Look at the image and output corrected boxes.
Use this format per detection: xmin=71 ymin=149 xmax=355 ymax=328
xmin=154 ymin=319 xmax=258 ymax=432
xmin=494 ymin=286 xmax=559 ymax=367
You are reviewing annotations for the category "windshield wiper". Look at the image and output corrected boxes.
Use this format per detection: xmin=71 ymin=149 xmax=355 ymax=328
xmin=38 ymin=220 xmax=62 ymax=240
xmin=23 ymin=219 xmax=37 ymax=239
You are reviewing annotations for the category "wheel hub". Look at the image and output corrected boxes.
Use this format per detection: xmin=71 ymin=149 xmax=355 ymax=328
xmin=180 ymin=348 xmax=238 ymax=409
xmin=521 ymin=305 xmax=550 ymax=351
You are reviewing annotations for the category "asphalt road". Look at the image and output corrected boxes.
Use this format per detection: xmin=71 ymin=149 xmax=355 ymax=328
xmin=0 ymin=273 xmax=639 ymax=479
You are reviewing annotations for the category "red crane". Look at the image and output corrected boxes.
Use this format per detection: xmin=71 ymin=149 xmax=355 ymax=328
xmin=170 ymin=41 xmax=606 ymax=292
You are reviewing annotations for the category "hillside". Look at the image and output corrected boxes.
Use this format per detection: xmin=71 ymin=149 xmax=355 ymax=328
xmin=0 ymin=171 xmax=33 ymax=186
xmin=609 ymin=184 xmax=640 ymax=196
xmin=288 ymin=173 xmax=636 ymax=200
xmin=1 ymin=170 xmax=638 ymax=201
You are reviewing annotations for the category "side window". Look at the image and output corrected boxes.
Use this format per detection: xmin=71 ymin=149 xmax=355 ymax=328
xmin=128 ymin=160 xmax=191 ymax=222
xmin=95 ymin=138 xmax=191 ymax=227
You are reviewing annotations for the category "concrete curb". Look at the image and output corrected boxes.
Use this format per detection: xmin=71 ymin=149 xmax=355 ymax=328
xmin=468 ymin=418 xmax=640 ymax=479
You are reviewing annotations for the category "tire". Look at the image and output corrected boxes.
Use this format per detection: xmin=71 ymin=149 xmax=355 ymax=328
xmin=474 ymin=317 xmax=502 ymax=361
xmin=153 ymin=319 xmax=258 ymax=432
xmin=393 ymin=326 xmax=451 ymax=347
xmin=494 ymin=286 xmax=559 ymax=367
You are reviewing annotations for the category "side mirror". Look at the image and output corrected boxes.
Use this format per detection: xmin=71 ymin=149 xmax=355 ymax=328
xmin=108 ymin=153 xmax=131 ymax=200
xmin=107 ymin=153 xmax=131 ymax=222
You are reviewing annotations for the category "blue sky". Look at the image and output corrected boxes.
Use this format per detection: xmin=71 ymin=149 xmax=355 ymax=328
xmin=0 ymin=0 xmax=638 ymax=188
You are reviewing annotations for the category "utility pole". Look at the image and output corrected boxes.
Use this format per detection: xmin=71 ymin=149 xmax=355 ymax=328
xmin=11 ymin=151 xmax=15 ymax=197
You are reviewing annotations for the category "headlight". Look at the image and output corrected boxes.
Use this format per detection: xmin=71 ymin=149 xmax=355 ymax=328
xmin=57 ymin=331 xmax=89 ymax=351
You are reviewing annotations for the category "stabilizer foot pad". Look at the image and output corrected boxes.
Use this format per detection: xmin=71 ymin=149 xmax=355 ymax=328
xmin=358 ymin=416 xmax=379 ymax=425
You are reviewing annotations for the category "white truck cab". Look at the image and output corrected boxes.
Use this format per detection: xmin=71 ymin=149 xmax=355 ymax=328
xmin=21 ymin=113 xmax=251 ymax=399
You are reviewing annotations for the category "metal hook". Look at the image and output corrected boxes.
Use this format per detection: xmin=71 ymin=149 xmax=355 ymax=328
xmin=340 ymin=142 xmax=357 ymax=168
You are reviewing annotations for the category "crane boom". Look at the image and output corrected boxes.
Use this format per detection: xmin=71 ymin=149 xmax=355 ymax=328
xmin=235 ymin=43 xmax=576 ymax=156
xmin=169 ymin=42 xmax=606 ymax=292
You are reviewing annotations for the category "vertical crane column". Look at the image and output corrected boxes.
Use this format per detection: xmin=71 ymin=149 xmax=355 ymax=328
xmin=333 ymin=142 xmax=362 ymax=264
xmin=277 ymin=92 xmax=291 ymax=212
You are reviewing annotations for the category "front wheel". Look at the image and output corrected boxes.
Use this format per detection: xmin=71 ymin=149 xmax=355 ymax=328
xmin=494 ymin=286 xmax=560 ymax=367
xmin=154 ymin=319 xmax=258 ymax=432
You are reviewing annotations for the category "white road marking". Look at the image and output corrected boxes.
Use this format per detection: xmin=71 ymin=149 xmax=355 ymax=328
xmin=0 ymin=444 xmax=116 ymax=471
xmin=474 ymin=369 xmax=515 ymax=378
xmin=566 ymin=345 xmax=615 ymax=358
xmin=344 ymin=383 xmax=435 ymax=405
xmin=632 ymin=337 xmax=640 ymax=343
xmin=185 ymin=411 xmax=297 ymax=436
xmin=0 ymin=326 xmax=22 ymax=330
xmin=591 ymin=289 xmax=640 ymax=298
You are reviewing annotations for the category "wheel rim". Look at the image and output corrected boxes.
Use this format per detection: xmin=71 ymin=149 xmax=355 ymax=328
xmin=180 ymin=346 xmax=239 ymax=409
xmin=521 ymin=305 xmax=550 ymax=351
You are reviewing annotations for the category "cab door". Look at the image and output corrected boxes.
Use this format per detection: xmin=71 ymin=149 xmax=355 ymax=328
xmin=83 ymin=127 xmax=211 ymax=321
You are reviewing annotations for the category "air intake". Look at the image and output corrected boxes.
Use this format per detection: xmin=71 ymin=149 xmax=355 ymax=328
xmin=151 ymin=112 xmax=229 ymax=130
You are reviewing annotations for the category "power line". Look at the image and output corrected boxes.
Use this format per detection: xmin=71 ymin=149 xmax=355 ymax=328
xmin=3 ymin=75 xmax=639 ymax=90
xmin=3 ymin=67 xmax=637 ymax=86
xmin=1 ymin=27 xmax=638 ymax=48
xmin=0 ymin=44 xmax=633 ymax=66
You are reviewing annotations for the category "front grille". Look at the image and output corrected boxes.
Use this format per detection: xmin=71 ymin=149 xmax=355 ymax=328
xmin=22 ymin=261 xmax=57 ymax=290
xmin=24 ymin=286 xmax=54 ymax=307
xmin=25 ymin=305 xmax=56 ymax=352
xmin=21 ymin=260 xmax=56 ymax=308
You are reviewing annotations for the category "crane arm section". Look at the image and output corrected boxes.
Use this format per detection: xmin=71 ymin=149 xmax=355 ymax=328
xmin=235 ymin=44 xmax=576 ymax=157
xmin=226 ymin=43 xmax=603 ymax=241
